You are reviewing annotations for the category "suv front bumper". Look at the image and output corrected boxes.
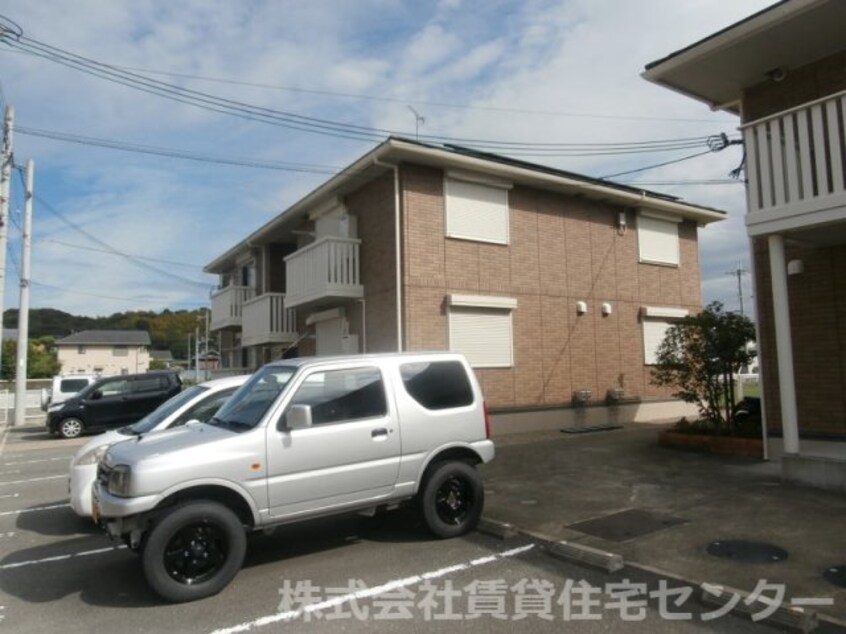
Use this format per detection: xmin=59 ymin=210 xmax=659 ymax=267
xmin=92 ymin=481 xmax=160 ymax=520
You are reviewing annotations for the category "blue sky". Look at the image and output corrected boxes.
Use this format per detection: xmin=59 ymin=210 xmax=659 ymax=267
xmin=0 ymin=0 xmax=773 ymax=317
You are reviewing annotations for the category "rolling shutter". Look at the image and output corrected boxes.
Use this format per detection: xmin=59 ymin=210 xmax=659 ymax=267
xmin=449 ymin=307 xmax=513 ymax=368
xmin=638 ymin=214 xmax=679 ymax=265
xmin=445 ymin=179 xmax=509 ymax=244
xmin=642 ymin=319 xmax=673 ymax=365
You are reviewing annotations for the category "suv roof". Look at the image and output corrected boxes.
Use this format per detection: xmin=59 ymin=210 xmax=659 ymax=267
xmin=264 ymin=352 xmax=468 ymax=370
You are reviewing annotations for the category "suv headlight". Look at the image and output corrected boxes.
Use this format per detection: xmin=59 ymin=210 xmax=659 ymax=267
xmin=75 ymin=444 xmax=108 ymax=466
xmin=108 ymin=465 xmax=132 ymax=497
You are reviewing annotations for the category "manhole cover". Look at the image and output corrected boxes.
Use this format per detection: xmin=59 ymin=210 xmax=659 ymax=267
xmin=568 ymin=509 xmax=688 ymax=542
xmin=824 ymin=566 xmax=846 ymax=588
xmin=706 ymin=540 xmax=788 ymax=563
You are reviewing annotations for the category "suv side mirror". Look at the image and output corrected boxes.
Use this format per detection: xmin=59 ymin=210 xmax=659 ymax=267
xmin=286 ymin=405 xmax=313 ymax=430
xmin=90 ymin=389 xmax=103 ymax=401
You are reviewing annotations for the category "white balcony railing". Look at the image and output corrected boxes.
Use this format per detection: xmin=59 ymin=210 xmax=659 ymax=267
xmin=284 ymin=236 xmax=364 ymax=309
xmin=742 ymin=90 xmax=846 ymax=235
xmin=210 ymin=285 xmax=255 ymax=330
xmin=242 ymin=293 xmax=298 ymax=347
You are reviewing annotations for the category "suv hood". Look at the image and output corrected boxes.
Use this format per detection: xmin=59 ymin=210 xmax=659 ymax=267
xmin=104 ymin=423 xmax=242 ymax=467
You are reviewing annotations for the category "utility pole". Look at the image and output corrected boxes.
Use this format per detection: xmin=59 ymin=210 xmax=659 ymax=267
xmin=0 ymin=106 xmax=13 ymax=376
xmin=13 ymin=159 xmax=32 ymax=428
xmin=204 ymin=309 xmax=210 ymax=381
xmin=195 ymin=326 xmax=200 ymax=384
xmin=726 ymin=264 xmax=749 ymax=316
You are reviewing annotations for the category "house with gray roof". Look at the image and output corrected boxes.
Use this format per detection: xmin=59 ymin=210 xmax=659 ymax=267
xmin=55 ymin=330 xmax=151 ymax=375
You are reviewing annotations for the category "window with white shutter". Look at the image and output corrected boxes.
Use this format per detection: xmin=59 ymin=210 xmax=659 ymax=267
xmin=641 ymin=306 xmax=689 ymax=365
xmin=638 ymin=213 xmax=680 ymax=266
xmin=447 ymin=294 xmax=517 ymax=368
xmin=445 ymin=178 xmax=509 ymax=244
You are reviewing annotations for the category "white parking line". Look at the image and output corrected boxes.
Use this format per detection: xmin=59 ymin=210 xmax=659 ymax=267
xmin=0 ymin=503 xmax=70 ymax=517
xmin=0 ymin=471 xmax=19 ymax=476
xmin=210 ymin=544 xmax=535 ymax=634
xmin=0 ymin=493 xmax=19 ymax=499
xmin=0 ymin=545 xmax=127 ymax=570
xmin=0 ymin=475 xmax=65 ymax=486
xmin=2 ymin=457 xmax=71 ymax=466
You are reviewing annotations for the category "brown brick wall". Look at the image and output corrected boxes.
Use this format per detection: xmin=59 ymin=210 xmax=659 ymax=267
xmin=345 ymin=172 xmax=398 ymax=353
xmin=754 ymin=238 xmax=846 ymax=435
xmin=742 ymin=50 xmax=846 ymax=122
xmin=399 ymin=163 xmax=702 ymax=410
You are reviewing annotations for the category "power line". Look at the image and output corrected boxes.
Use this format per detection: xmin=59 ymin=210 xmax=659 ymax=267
xmin=29 ymin=279 xmax=207 ymax=306
xmin=0 ymin=24 xmax=736 ymax=155
xmin=38 ymin=238 xmax=204 ymax=269
xmin=33 ymin=191 xmax=213 ymax=290
xmin=600 ymin=149 xmax=716 ymax=179
xmin=17 ymin=126 xmax=346 ymax=174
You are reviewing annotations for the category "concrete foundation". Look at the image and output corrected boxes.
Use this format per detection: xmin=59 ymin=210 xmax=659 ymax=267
xmin=781 ymin=454 xmax=846 ymax=494
xmin=489 ymin=399 xmax=699 ymax=436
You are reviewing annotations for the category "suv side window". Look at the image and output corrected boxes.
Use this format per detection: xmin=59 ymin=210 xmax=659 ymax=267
xmin=134 ymin=376 xmax=166 ymax=393
xmin=99 ymin=379 xmax=132 ymax=397
xmin=289 ymin=367 xmax=386 ymax=425
xmin=400 ymin=361 xmax=474 ymax=410
xmin=170 ymin=387 xmax=238 ymax=427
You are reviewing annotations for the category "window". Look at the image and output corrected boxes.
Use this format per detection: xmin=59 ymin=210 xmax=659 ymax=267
xmin=638 ymin=212 xmax=680 ymax=266
xmin=641 ymin=306 xmax=689 ymax=365
xmin=99 ymin=379 xmax=131 ymax=397
xmin=133 ymin=376 xmax=166 ymax=392
xmin=288 ymin=367 xmax=387 ymax=425
xmin=445 ymin=177 xmax=510 ymax=245
xmin=113 ymin=345 xmax=129 ymax=357
xmin=60 ymin=378 xmax=89 ymax=392
xmin=447 ymin=294 xmax=517 ymax=368
xmin=171 ymin=387 xmax=238 ymax=427
xmin=401 ymin=361 xmax=474 ymax=410
xmin=77 ymin=345 xmax=86 ymax=355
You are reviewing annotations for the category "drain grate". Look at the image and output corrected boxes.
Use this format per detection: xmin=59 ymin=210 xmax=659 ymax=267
xmin=824 ymin=566 xmax=846 ymax=589
xmin=706 ymin=540 xmax=788 ymax=564
xmin=568 ymin=508 xmax=688 ymax=542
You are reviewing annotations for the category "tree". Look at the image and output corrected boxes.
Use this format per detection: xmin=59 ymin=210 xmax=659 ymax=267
xmin=149 ymin=359 xmax=168 ymax=370
xmin=651 ymin=302 xmax=756 ymax=433
xmin=0 ymin=340 xmax=61 ymax=380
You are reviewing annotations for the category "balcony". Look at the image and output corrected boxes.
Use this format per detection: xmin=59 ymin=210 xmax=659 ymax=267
xmin=242 ymin=293 xmax=298 ymax=347
xmin=742 ymin=90 xmax=846 ymax=241
xmin=284 ymin=236 xmax=363 ymax=310
xmin=210 ymin=285 xmax=255 ymax=331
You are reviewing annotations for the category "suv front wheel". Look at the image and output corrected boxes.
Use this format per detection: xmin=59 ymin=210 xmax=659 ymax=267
xmin=142 ymin=501 xmax=246 ymax=603
xmin=420 ymin=461 xmax=484 ymax=539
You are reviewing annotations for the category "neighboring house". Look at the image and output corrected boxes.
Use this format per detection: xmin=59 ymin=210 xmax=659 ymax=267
xmin=204 ymin=138 xmax=725 ymax=432
xmin=644 ymin=0 xmax=846 ymax=488
xmin=150 ymin=350 xmax=175 ymax=367
xmin=55 ymin=330 xmax=151 ymax=375
xmin=196 ymin=350 xmax=220 ymax=371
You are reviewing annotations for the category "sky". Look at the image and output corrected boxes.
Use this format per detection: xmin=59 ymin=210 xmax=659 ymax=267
xmin=0 ymin=0 xmax=774 ymax=318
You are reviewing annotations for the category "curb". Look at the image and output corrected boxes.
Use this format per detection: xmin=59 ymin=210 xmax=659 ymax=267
xmin=479 ymin=515 xmax=843 ymax=633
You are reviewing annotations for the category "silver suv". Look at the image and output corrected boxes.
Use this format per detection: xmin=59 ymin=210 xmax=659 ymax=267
xmin=93 ymin=353 xmax=494 ymax=603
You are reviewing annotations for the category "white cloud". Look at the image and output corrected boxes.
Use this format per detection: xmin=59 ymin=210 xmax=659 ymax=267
xmin=0 ymin=0 xmax=774 ymax=317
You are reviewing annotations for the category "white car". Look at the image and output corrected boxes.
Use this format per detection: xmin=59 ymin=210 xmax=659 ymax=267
xmin=69 ymin=375 xmax=249 ymax=517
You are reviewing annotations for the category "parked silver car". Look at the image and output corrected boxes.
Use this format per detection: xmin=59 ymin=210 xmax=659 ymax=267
xmin=93 ymin=353 xmax=494 ymax=603
xmin=69 ymin=375 xmax=250 ymax=517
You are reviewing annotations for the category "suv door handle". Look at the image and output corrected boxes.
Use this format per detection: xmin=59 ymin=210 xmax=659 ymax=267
xmin=371 ymin=428 xmax=389 ymax=439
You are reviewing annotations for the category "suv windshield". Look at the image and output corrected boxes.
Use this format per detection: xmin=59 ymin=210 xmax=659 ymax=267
xmin=122 ymin=385 xmax=208 ymax=435
xmin=209 ymin=366 xmax=296 ymax=430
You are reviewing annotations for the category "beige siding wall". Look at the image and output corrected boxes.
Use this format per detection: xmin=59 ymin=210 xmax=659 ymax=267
xmin=58 ymin=345 xmax=150 ymax=375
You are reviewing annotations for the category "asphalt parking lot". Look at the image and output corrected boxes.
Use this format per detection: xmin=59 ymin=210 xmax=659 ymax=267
xmin=0 ymin=424 xmax=788 ymax=633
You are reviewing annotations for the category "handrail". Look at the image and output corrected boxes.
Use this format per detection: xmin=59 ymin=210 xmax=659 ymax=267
xmin=283 ymin=235 xmax=361 ymax=262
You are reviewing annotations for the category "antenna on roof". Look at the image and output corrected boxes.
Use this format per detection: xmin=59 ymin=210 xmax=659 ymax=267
xmin=407 ymin=106 xmax=425 ymax=140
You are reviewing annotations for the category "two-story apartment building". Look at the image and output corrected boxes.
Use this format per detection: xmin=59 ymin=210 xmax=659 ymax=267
xmin=204 ymin=138 xmax=725 ymax=432
xmin=644 ymin=0 xmax=846 ymax=488
xmin=55 ymin=330 xmax=151 ymax=375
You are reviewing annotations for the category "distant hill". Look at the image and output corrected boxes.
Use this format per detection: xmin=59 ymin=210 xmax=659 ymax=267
xmin=3 ymin=308 xmax=209 ymax=359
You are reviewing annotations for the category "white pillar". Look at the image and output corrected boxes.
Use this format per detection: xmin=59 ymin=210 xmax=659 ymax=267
xmin=768 ymin=234 xmax=799 ymax=455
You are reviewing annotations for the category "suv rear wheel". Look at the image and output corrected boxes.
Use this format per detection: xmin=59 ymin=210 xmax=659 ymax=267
xmin=142 ymin=501 xmax=246 ymax=603
xmin=420 ymin=461 xmax=484 ymax=539
xmin=58 ymin=418 xmax=84 ymax=439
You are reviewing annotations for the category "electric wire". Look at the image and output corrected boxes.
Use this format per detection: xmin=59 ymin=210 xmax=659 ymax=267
xmin=600 ymin=149 xmax=716 ymax=180
xmin=0 ymin=25 xmax=738 ymax=155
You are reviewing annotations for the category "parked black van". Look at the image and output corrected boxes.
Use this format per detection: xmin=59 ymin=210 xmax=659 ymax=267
xmin=47 ymin=372 xmax=182 ymax=439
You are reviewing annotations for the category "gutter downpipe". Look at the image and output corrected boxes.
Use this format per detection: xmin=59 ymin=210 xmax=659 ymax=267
xmin=374 ymin=159 xmax=403 ymax=352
